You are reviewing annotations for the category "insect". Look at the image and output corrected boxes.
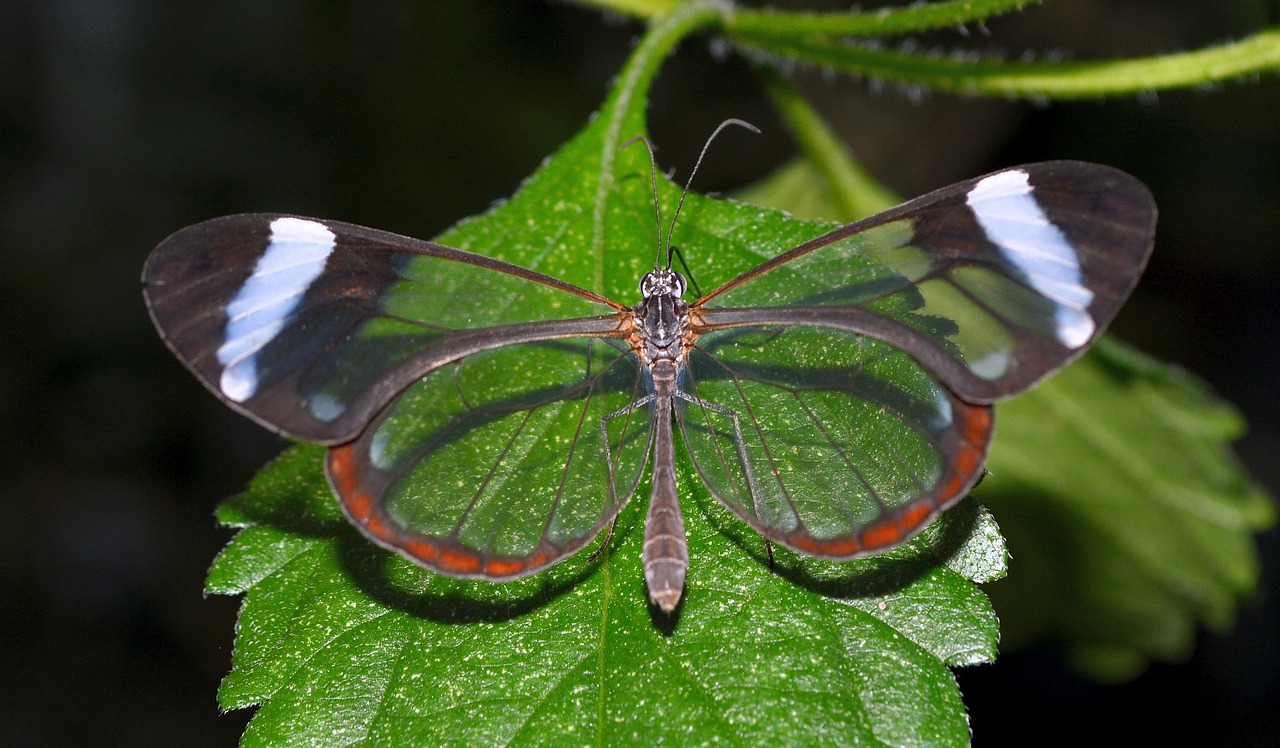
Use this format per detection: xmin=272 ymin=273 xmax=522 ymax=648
xmin=143 ymin=128 xmax=1155 ymax=612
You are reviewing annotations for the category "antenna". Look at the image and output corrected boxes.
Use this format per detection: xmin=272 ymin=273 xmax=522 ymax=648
xmin=620 ymin=134 xmax=666 ymax=271
xmin=621 ymin=119 xmax=761 ymax=270
xmin=664 ymin=118 xmax=760 ymax=267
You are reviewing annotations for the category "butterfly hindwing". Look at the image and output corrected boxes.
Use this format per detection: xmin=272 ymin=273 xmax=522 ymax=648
xmin=678 ymin=326 xmax=992 ymax=558
xmin=143 ymin=214 xmax=625 ymax=443
xmin=327 ymin=337 xmax=654 ymax=578
xmin=694 ymin=161 xmax=1156 ymax=403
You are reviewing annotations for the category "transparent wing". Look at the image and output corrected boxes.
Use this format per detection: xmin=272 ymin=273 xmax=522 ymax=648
xmin=143 ymin=214 xmax=626 ymax=443
xmin=677 ymin=326 xmax=992 ymax=558
xmin=327 ymin=337 xmax=654 ymax=578
xmin=695 ymin=162 xmax=1155 ymax=403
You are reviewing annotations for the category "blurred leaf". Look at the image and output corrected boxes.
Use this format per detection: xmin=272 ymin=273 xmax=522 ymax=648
xmin=206 ymin=6 xmax=1002 ymax=745
xmin=976 ymin=338 xmax=1274 ymax=681
xmin=748 ymin=67 xmax=900 ymax=220
xmin=736 ymin=159 xmax=851 ymax=223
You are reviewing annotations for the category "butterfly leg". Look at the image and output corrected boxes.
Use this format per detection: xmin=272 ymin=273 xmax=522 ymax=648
xmin=586 ymin=518 xmax=618 ymax=564
xmin=589 ymin=393 xmax=656 ymax=564
xmin=672 ymin=389 xmax=773 ymax=567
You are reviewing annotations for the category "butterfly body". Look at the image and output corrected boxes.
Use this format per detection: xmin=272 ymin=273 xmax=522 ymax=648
xmin=627 ymin=267 xmax=696 ymax=612
xmin=144 ymin=160 xmax=1155 ymax=612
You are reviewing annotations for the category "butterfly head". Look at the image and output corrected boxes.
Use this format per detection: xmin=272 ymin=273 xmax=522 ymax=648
xmin=639 ymin=268 xmax=687 ymax=300
xmin=621 ymin=120 xmax=760 ymax=303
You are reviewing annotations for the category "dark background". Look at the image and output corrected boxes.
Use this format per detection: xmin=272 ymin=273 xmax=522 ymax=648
xmin=1 ymin=1 xmax=1276 ymax=745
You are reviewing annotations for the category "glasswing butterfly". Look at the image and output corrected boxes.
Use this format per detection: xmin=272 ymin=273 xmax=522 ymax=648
xmin=142 ymin=130 xmax=1154 ymax=612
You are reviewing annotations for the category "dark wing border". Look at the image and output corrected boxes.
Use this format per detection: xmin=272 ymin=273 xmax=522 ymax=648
xmin=693 ymin=162 xmax=1156 ymax=402
xmin=143 ymin=213 xmax=630 ymax=443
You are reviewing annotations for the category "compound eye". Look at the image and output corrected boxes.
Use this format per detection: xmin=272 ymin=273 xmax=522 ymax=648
xmin=672 ymin=272 xmax=687 ymax=297
xmin=638 ymin=272 xmax=655 ymax=298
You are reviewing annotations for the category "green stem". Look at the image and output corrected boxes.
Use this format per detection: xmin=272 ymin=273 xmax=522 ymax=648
xmin=575 ymin=0 xmax=1280 ymax=100
xmin=581 ymin=0 xmax=679 ymax=18
xmin=730 ymin=0 xmax=1040 ymax=38
xmin=580 ymin=0 xmax=1038 ymax=31
xmin=734 ymin=27 xmax=1280 ymax=99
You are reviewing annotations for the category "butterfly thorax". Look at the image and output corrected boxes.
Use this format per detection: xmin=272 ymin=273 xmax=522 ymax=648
xmin=632 ymin=268 xmax=692 ymax=372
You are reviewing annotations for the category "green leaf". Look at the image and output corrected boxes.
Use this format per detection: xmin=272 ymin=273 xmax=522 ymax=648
xmin=207 ymin=5 xmax=1002 ymax=745
xmin=976 ymin=338 xmax=1275 ymax=682
xmin=211 ymin=444 xmax=1001 ymax=746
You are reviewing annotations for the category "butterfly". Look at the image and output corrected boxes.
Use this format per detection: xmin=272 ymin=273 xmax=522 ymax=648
xmin=142 ymin=141 xmax=1155 ymax=613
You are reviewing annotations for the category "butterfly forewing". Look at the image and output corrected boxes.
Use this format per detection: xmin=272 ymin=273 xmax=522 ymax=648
xmin=143 ymin=214 xmax=624 ymax=443
xmin=694 ymin=162 xmax=1156 ymax=402
xmin=328 ymin=337 xmax=654 ymax=578
xmin=678 ymin=327 xmax=991 ymax=557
